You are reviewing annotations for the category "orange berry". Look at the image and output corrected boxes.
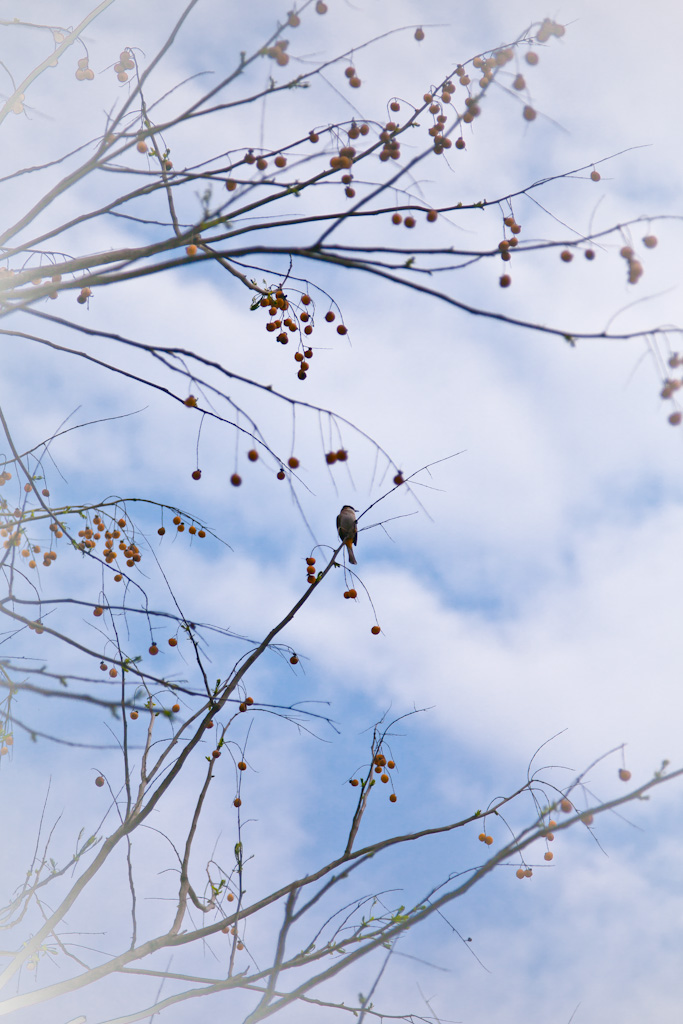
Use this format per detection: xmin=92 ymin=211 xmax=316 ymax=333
xmin=239 ymin=702 xmax=247 ymax=712
xmin=500 ymin=274 xmax=511 ymax=287
xmin=585 ymin=249 xmax=595 ymax=260
xmin=114 ymin=573 xmax=122 ymax=582
xmin=191 ymin=469 xmax=201 ymax=480
xmin=643 ymin=235 xmax=658 ymax=248
xmin=349 ymin=77 xmax=361 ymax=88
xmin=516 ymin=868 xmax=526 ymax=879
xmin=287 ymin=457 xmax=299 ymax=469
xmin=171 ymin=704 xmax=180 ymax=713
xmin=185 ymin=244 xmax=198 ymax=257
xmin=389 ymin=793 xmax=397 ymax=802
xmin=560 ymin=798 xmax=573 ymax=813
xmin=590 ymin=170 xmax=601 ymax=182
xmin=485 ymin=835 xmax=494 ymax=846
xmin=247 ymin=449 xmax=258 ymax=461
xmin=324 ymin=310 xmax=335 ymax=322
xmin=205 ymin=720 xmax=214 ymax=729
xmin=426 ymin=209 xmax=438 ymax=222
xmin=581 ymin=813 xmax=594 ymax=826
xmin=380 ymin=773 xmax=389 ymax=783
xmin=618 ymin=768 xmax=632 ymax=781
xmin=544 ymin=851 xmax=553 ymax=861
xmin=525 ymin=51 xmax=539 ymax=65
xmin=168 ymin=637 xmax=178 ymax=647
xmin=274 ymin=155 xmax=287 ymax=167
xmin=347 ymin=589 xmax=357 ymax=599
xmin=560 ymin=249 xmax=573 ymax=262
xmin=523 ymin=105 xmax=536 ymax=121
xmin=404 ymin=216 xmax=416 ymax=228
xmin=109 ymin=668 xmax=117 ymax=678
xmin=371 ymin=625 xmax=381 ymax=635
xmin=149 ymin=644 xmax=159 ymax=655
xmin=277 ymin=470 xmax=286 ymax=480
xmin=290 ymin=655 xmax=299 ymax=665
xmin=136 ymin=139 xmax=148 ymax=153
xmin=226 ymin=179 xmax=237 ymax=191
xmin=524 ymin=868 xmax=533 ymax=877
xmin=212 ymin=750 xmax=221 ymax=758
xmin=337 ymin=324 xmax=348 ymax=335
xmin=130 ymin=710 xmax=138 ymax=720
xmin=336 ymin=449 xmax=347 ymax=461
xmin=233 ymin=797 xmax=242 ymax=807
xmin=326 ymin=451 xmax=338 ymax=464
xmin=237 ymin=761 xmax=247 ymax=771
xmin=230 ymin=473 xmax=242 ymax=486
xmin=93 ymin=606 xmax=104 ymax=617
xmin=478 ymin=833 xmax=487 ymax=842
xmin=95 ymin=776 xmax=105 ymax=787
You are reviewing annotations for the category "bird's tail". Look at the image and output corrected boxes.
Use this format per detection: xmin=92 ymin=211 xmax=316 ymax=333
xmin=346 ymin=541 xmax=357 ymax=565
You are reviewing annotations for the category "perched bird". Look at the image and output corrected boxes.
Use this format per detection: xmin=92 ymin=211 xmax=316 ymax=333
xmin=337 ymin=505 xmax=358 ymax=564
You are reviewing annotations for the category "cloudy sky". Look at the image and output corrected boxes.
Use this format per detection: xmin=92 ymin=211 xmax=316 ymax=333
xmin=1 ymin=1 xmax=683 ymax=1023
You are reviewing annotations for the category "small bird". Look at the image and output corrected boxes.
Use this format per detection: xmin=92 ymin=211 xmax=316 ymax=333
xmin=337 ymin=505 xmax=358 ymax=564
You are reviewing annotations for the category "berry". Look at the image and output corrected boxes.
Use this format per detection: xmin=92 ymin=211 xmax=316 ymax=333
xmin=590 ymin=170 xmax=601 ymax=182
xmin=95 ymin=776 xmax=105 ymax=787
xmin=230 ymin=473 xmax=242 ymax=486
xmin=618 ymin=768 xmax=632 ymax=781
xmin=191 ymin=469 xmax=201 ymax=480
xmin=371 ymin=625 xmax=381 ymax=635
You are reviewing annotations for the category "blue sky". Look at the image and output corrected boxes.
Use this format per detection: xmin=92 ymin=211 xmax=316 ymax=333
xmin=1 ymin=1 xmax=683 ymax=1022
